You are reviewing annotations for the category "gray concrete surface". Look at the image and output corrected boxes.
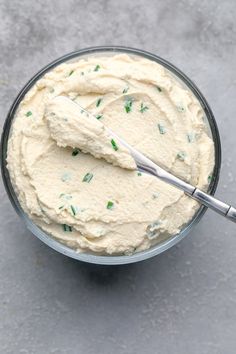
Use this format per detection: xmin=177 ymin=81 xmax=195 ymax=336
xmin=1 ymin=0 xmax=236 ymax=353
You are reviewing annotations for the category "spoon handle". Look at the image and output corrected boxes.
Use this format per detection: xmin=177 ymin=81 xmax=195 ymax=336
xmin=189 ymin=188 xmax=236 ymax=221
xmin=138 ymin=157 xmax=236 ymax=222
xmin=118 ymin=136 xmax=236 ymax=223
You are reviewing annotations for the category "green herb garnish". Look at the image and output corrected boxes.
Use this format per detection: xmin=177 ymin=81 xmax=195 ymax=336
xmin=59 ymin=193 xmax=72 ymax=200
xmin=124 ymin=98 xmax=133 ymax=113
xmin=81 ymin=71 xmax=84 ymax=76
xmin=107 ymin=201 xmax=114 ymax=210
xmin=123 ymin=87 xmax=129 ymax=94
xmin=123 ymin=247 xmax=136 ymax=256
xmin=158 ymin=123 xmax=166 ymax=134
xmin=111 ymin=139 xmax=118 ymax=151
xmin=63 ymin=224 xmax=72 ymax=232
xmin=82 ymin=172 xmax=93 ymax=183
xmin=58 ymin=205 xmax=64 ymax=210
xmin=96 ymin=98 xmax=102 ymax=107
xmin=147 ymin=221 xmax=161 ymax=239
xmin=187 ymin=133 xmax=195 ymax=143
xmin=177 ymin=104 xmax=185 ymax=112
xmin=96 ymin=114 xmax=103 ymax=120
xmin=61 ymin=172 xmax=71 ymax=182
xmin=25 ymin=111 xmax=32 ymax=117
xmin=72 ymin=148 xmax=80 ymax=156
xmin=140 ymin=103 xmax=149 ymax=113
xmin=94 ymin=65 xmax=100 ymax=72
xmin=156 ymin=86 xmax=162 ymax=92
xmin=208 ymin=175 xmax=213 ymax=183
xmin=70 ymin=205 xmax=77 ymax=216
xmin=177 ymin=152 xmax=186 ymax=161
xmin=68 ymin=70 xmax=74 ymax=76
xmin=137 ymin=172 xmax=142 ymax=176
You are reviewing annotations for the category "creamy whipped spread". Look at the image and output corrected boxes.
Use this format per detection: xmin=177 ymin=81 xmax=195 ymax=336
xmin=7 ymin=54 xmax=215 ymax=255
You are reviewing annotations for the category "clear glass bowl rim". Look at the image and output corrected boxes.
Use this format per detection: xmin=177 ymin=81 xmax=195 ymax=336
xmin=1 ymin=46 xmax=221 ymax=265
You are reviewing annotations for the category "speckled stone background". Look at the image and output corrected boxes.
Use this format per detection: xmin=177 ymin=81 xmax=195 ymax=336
xmin=1 ymin=0 xmax=236 ymax=353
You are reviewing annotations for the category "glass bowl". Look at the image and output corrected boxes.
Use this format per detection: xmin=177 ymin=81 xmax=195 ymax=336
xmin=1 ymin=46 xmax=221 ymax=265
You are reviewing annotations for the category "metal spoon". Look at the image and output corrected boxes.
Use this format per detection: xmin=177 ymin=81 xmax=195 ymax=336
xmin=72 ymin=100 xmax=236 ymax=223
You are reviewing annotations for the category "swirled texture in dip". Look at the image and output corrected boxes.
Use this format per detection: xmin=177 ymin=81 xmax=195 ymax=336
xmin=7 ymin=54 xmax=215 ymax=255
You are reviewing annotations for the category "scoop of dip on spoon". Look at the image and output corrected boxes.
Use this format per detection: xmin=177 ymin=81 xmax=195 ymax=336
xmin=45 ymin=96 xmax=136 ymax=170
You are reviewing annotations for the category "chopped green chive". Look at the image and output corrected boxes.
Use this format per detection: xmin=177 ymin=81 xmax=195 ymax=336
xmin=61 ymin=172 xmax=71 ymax=182
xmin=59 ymin=193 xmax=72 ymax=200
xmin=156 ymin=86 xmax=162 ymax=92
xmin=111 ymin=139 xmax=118 ymax=151
xmin=123 ymin=87 xmax=129 ymax=94
xmin=208 ymin=175 xmax=213 ymax=183
xmin=187 ymin=133 xmax=195 ymax=143
xmin=140 ymin=103 xmax=149 ymax=113
xmin=124 ymin=99 xmax=133 ymax=113
xmin=68 ymin=70 xmax=74 ymax=76
xmin=123 ymin=247 xmax=136 ymax=256
xmin=147 ymin=221 xmax=161 ymax=239
xmin=158 ymin=123 xmax=166 ymax=134
xmin=94 ymin=65 xmax=100 ymax=72
xmin=137 ymin=172 xmax=142 ymax=176
xmin=72 ymin=148 xmax=80 ymax=156
xmin=177 ymin=104 xmax=185 ymax=112
xmin=177 ymin=152 xmax=186 ymax=161
xmin=25 ymin=111 xmax=32 ymax=117
xmin=70 ymin=205 xmax=77 ymax=216
xmin=81 ymin=71 xmax=84 ymax=75
xmin=96 ymin=98 xmax=102 ymax=107
xmin=63 ymin=224 xmax=72 ymax=232
xmin=58 ymin=205 xmax=64 ymax=210
xmin=82 ymin=172 xmax=93 ymax=183
xmin=107 ymin=201 xmax=114 ymax=210
xmin=96 ymin=114 xmax=103 ymax=120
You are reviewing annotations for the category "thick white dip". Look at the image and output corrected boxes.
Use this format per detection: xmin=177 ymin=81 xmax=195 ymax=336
xmin=7 ymin=54 xmax=215 ymax=255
